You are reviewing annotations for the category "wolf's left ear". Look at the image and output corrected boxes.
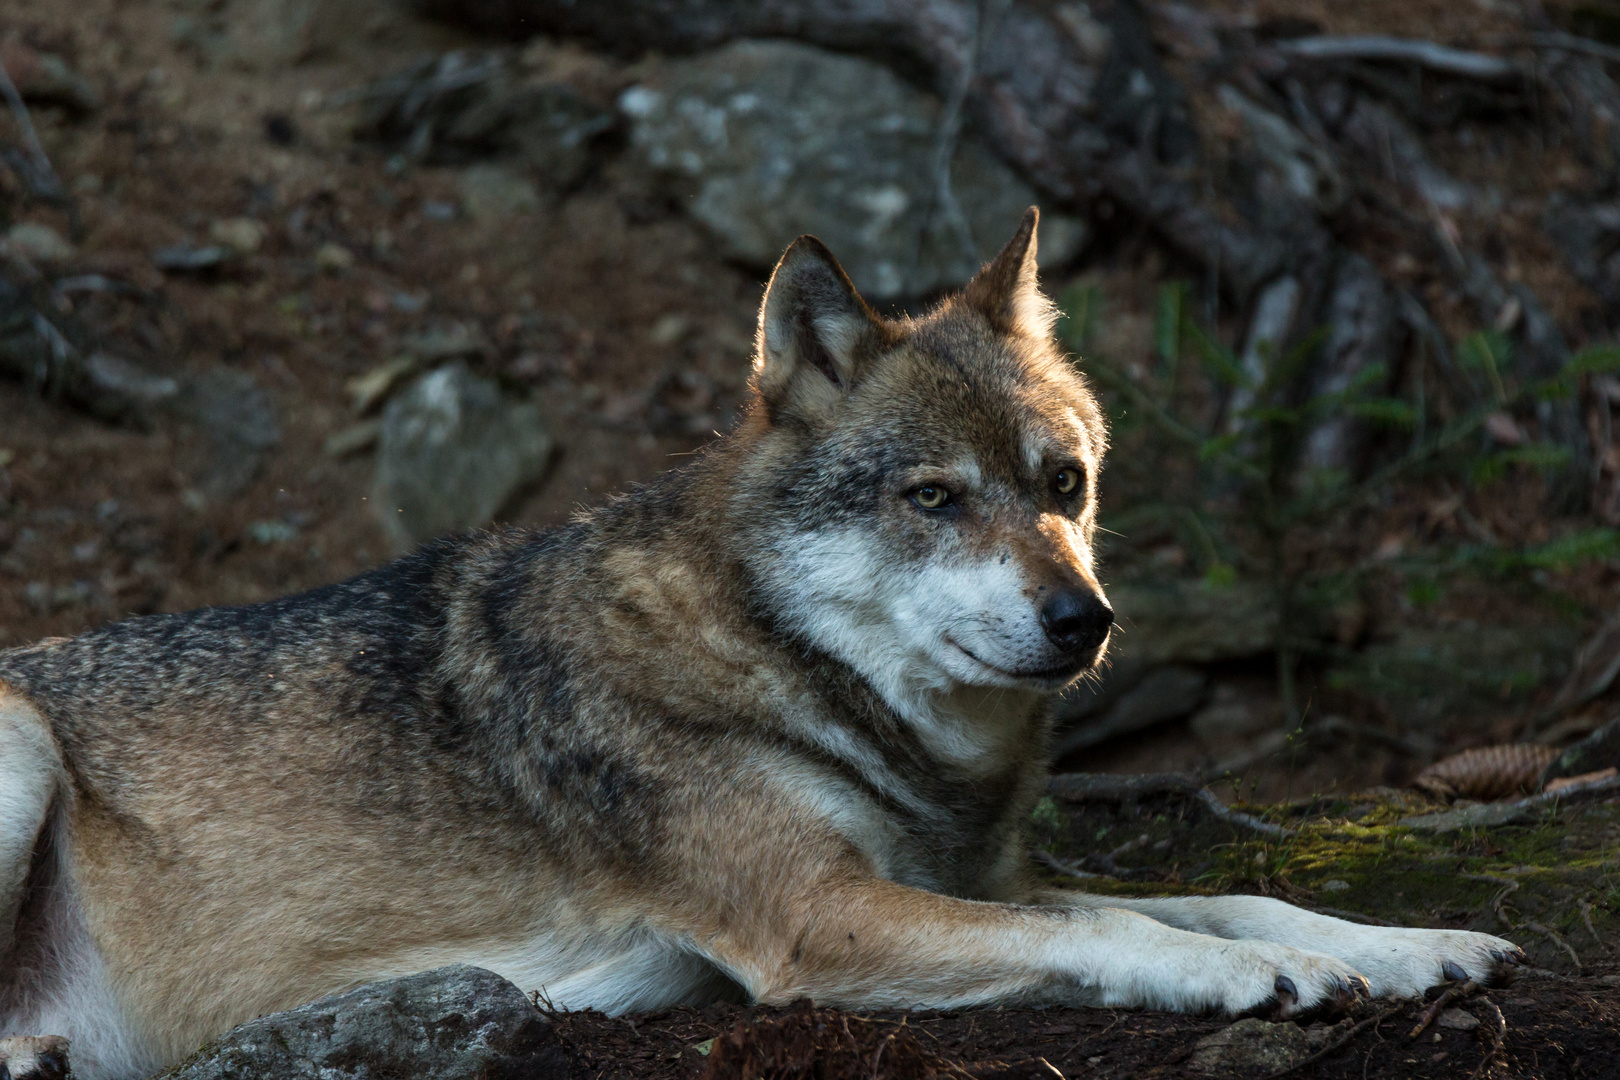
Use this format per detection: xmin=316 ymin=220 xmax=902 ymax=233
xmin=962 ymin=207 xmax=1057 ymax=339
xmin=755 ymin=236 xmax=889 ymax=420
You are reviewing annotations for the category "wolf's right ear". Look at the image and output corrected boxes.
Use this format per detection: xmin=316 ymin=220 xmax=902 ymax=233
xmin=755 ymin=236 xmax=888 ymax=421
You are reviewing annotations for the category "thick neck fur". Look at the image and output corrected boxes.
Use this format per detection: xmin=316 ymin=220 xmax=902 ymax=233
xmin=583 ymin=412 xmax=1053 ymax=785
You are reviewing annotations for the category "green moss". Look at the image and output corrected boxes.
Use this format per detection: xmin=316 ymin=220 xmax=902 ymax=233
xmin=1037 ymin=793 xmax=1620 ymax=967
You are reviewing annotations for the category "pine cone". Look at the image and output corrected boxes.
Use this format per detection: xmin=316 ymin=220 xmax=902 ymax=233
xmin=1412 ymin=744 xmax=1560 ymax=802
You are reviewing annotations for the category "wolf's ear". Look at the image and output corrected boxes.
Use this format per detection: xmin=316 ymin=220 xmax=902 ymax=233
xmin=755 ymin=236 xmax=887 ymax=419
xmin=962 ymin=207 xmax=1057 ymax=339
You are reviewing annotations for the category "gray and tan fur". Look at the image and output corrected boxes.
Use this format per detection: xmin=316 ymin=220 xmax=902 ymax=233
xmin=0 ymin=211 xmax=1519 ymax=1079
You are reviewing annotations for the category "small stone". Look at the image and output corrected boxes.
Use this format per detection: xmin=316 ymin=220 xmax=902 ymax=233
xmin=315 ymin=243 xmax=355 ymax=272
xmin=247 ymin=520 xmax=299 ymax=545
xmin=458 ymin=163 xmax=542 ymax=220
xmin=1189 ymin=1017 xmax=1311 ymax=1074
xmin=1437 ymin=1009 xmax=1480 ymax=1031
xmin=1320 ymin=879 xmax=1351 ymax=892
xmin=210 ymin=217 xmax=266 ymax=255
xmin=6 ymin=222 xmax=75 ymax=263
xmin=153 ymin=244 xmax=230 ymax=271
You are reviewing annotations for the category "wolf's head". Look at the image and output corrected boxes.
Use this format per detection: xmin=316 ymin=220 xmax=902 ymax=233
xmin=735 ymin=209 xmax=1111 ymax=712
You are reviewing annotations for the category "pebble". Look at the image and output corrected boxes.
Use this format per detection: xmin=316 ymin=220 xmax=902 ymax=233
xmin=315 ymin=243 xmax=355 ymax=272
xmin=6 ymin=222 xmax=76 ymax=263
xmin=210 ymin=217 xmax=266 ymax=255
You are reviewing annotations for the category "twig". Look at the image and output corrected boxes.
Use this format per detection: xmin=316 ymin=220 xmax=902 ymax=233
xmin=1466 ymin=998 xmax=1508 ymax=1080
xmin=1521 ymin=919 xmax=1582 ymax=972
xmin=1577 ymin=898 xmax=1609 ymax=951
xmin=1277 ymin=35 xmax=1522 ymax=82
xmin=1258 ymin=1002 xmax=1406 ymax=1080
xmin=0 ymin=51 xmax=63 ymax=199
xmin=1409 ymin=980 xmax=1480 ymax=1039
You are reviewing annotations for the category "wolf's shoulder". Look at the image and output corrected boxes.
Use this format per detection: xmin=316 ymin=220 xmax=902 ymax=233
xmin=0 ymin=524 xmax=586 ymax=699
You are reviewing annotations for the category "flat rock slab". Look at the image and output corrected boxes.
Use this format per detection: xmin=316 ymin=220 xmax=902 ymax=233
xmin=620 ymin=39 xmax=1086 ymax=300
xmin=157 ymin=964 xmax=568 ymax=1080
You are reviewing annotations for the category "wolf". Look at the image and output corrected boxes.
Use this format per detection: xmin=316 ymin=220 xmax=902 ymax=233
xmin=0 ymin=210 xmax=1520 ymax=1079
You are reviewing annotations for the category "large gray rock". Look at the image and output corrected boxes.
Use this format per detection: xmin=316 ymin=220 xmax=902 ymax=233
xmin=619 ymin=40 xmax=1087 ymax=300
xmin=158 ymin=965 xmax=568 ymax=1080
xmin=373 ymin=364 xmax=553 ymax=551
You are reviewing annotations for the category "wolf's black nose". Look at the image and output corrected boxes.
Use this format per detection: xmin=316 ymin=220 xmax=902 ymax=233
xmin=1040 ymin=589 xmax=1113 ymax=654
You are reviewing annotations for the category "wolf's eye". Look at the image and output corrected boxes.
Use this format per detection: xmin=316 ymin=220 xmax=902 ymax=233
xmin=1055 ymin=467 xmax=1083 ymax=496
xmin=911 ymin=485 xmax=951 ymax=510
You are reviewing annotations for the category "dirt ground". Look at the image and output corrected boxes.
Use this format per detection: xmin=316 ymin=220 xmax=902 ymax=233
xmin=3 ymin=1 xmax=1620 ymax=1077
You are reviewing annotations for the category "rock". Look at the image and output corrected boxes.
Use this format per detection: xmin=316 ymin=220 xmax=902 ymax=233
xmin=1052 ymin=665 xmax=1207 ymax=758
xmin=1051 ymin=578 xmax=1283 ymax=738
xmin=176 ymin=369 xmax=282 ymax=497
xmin=153 ymin=244 xmax=231 ymax=272
xmin=1189 ymin=685 xmax=1274 ymax=747
xmin=1437 ymin=1008 xmax=1480 ymax=1031
xmin=6 ymin=223 xmax=76 ymax=264
xmin=351 ymin=50 xmax=617 ymax=188
xmin=619 ymin=40 xmax=1087 ymax=300
xmin=374 ymin=364 xmax=553 ymax=550
xmin=1541 ymin=716 xmax=1620 ymax=787
xmin=1187 ymin=1017 xmax=1311 ymax=1074
xmin=459 ymin=163 xmax=542 ymax=220
xmin=168 ymin=0 xmax=386 ymax=71
xmin=315 ymin=242 xmax=356 ymax=272
xmin=158 ymin=965 xmax=568 ymax=1080
xmin=1329 ymin=624 xmax=1578 ymax=726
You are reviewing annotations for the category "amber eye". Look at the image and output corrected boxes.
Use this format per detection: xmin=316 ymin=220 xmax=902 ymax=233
xmin=1055 ymin=467 xmax=1083 ymax=496
xmin=912 ymin=485 xmax=951 ymax=510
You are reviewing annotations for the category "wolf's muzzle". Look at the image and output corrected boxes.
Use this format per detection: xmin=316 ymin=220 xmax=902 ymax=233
xmin=1039 ymin=589 xmax=1113 ymax=655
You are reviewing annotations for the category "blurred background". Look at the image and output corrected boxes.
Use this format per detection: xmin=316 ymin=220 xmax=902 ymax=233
xmin=5 ymin=0 xmax=1620 ymax=804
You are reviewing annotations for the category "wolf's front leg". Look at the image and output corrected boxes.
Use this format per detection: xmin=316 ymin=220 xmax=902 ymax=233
xmin=697 ymin=876 xmax=1365 ymax=1018
xmin=1039 ymin=891 xmax=1522 ymax=998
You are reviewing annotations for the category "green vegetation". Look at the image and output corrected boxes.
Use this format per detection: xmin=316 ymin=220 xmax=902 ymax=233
xmin=1057 ymin=281 xmax=1620 ymax=729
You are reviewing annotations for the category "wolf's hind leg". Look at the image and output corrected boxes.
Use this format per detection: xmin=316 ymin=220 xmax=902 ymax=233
xmin=0 ymin=685 xmax=59 ymax=961
xmin=0 ymin=1035 xmax=71 ymax=1080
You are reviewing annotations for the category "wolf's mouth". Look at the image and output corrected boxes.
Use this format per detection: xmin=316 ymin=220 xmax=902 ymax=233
xmin=946 ymin=638 xmax=1089 ymax=683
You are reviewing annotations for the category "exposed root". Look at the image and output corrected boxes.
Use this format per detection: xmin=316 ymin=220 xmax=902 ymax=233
xmin=1576 ymin=898 xmax=1610 ymax=951
xmin=1521 ymin=919 xmax=1582 ymax=972
xmin=1048 ymin=773 xmax=1294 ymax=838
xmin=1462 ymin=874 xmax=1521 ymax=932
xmin=1466 ymin=998 xmax=1509 ymax=1080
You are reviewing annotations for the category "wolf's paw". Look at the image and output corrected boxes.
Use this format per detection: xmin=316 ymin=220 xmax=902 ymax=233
xmin=1336 ymin=927 xmax=1522 ymax=998
xmin=0 ymin=1036 xmax=71 ymax=1080
xmin=1188 ymin=941 xmax=1370 ymax=1021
